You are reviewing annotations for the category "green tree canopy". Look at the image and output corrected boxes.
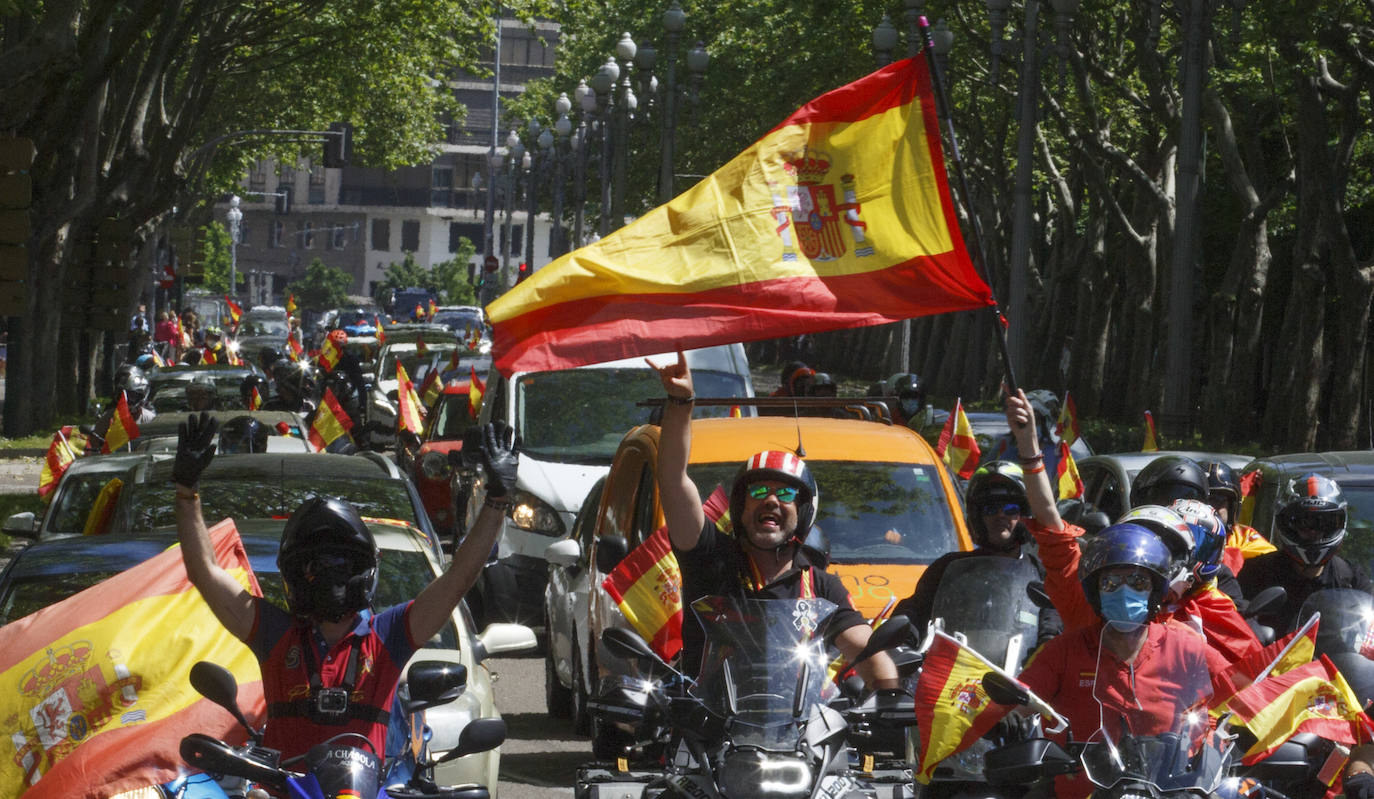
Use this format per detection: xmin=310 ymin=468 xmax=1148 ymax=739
xmin=285 ymin=259 xmax=353 ymax=312
xmin=375 ymin=243 xmax=479 ymax=307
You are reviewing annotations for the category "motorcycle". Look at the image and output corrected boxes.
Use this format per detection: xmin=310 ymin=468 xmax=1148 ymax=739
xmin=979 ymin=656 xmax=1237 ymax=799
xmin=1236 ymin=589 xmax=1374 ymax=799
xmin=179 ymin=660 xmax=506 ymax=799
xmin=908 ymin=555 xmax=1046 ymax=798
xmin=576 ymin=595 xmax=917 ymax=799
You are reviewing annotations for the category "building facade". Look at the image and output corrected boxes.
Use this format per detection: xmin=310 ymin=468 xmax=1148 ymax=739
xmin=221 ymin=15 xmax=560 ymax=304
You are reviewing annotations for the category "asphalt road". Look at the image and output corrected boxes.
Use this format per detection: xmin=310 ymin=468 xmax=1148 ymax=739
xmin=490 ymin=654 xmax=584 ymax=799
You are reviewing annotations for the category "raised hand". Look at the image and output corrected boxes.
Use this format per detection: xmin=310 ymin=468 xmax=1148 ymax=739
xmin=174 ymin=411 xmax=219 ymax=488
xmin=476 ymin=420 xmax=520 ymax=498
xmin=646 ymin=350 xmax=693 ymax=401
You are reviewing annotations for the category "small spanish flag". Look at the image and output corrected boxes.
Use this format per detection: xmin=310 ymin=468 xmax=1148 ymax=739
xmin=1055 ymin=440 xmax=1083 ymax=499
xmin=286 ymin=293 xmax=298 ymax=317
xmin=375 ymin=316 xmax=386 ymax=345
xmin=81 ymin=477 xmax=123 ymax=536
xmin=468 ymin=365 xmax=486 ymax=418
xmin=248 ymin=385 xmax=264 ymax=411
xmin=1142 ymin=410 xmax=1159 ymax=452
xmin=913 ymin=631 xmax=1015 ymax=783
xmin=419 ymin=367 xmax=443 ymax=409
xmin=286 ymin=331 xmax=304 ymax=361
xmin=101 ymin=392 xmax=141 ymax=453
xmin=1055 ymin=391 xmax=1081 ymax=447
xmin=38 ymin=426 xmax=87 ymax=502
xmin=427 ymin=299 xmax=438 ymax=319
xmin=935 ymin=398 xmax=980 ymax=480
xmin=1228 ymin=655 xmax=1372 ymax=765
xmin=225 ymin=297 xmax=243 ymax=333
xmin=308 ymin=387 xmax=354 ymax=450
xmin=396 ymin=362 xmax=425 ymax=435
xmin=318 ymin=335 xmax=342 ymax=373
xmin=415 ymin=334 xmax=428 ymax=357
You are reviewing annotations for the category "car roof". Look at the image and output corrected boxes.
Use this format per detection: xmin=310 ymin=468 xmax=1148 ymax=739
xmin=5 ymin=530 xmax=283 ymax=578
xmin=1246 ymin=451 xmax=1374 ymax=479
xmin=1082 ymin=450 xmax=1252 ymax=470
xmin=136 ymin=411 xmax=305 ymax=438
xmin=668 ymin=416 xmax=940 ymax=464
xmin=380 ymin=325 xmax=460 ymax=345
xmin=137 ymin=451 xmax=401 ymax=483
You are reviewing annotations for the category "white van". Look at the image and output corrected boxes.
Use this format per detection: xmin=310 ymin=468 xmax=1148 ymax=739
xmin=460 ymin=344 xmax=754 ymax=627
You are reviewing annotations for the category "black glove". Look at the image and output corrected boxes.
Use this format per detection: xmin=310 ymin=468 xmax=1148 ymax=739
xmin=475 ymin=420 xmax=519 ymax=498
xmin=174 ymin=411 xmax=218 ymax=488
xmin=1346 ymin=772 xmax=1374 ymax=799
xmin=985 ymin=711 xmax=1036 ymax=743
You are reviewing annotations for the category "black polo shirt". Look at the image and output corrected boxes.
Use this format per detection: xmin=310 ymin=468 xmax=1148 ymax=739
xmin=673 ymin=519 xmax=865 ymax=678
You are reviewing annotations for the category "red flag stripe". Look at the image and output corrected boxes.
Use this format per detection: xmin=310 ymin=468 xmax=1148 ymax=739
xmin=493 ymin=255 xmax=985 ymax=374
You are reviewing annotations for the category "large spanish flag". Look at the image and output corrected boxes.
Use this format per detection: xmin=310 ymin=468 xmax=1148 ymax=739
xmin=308 ymin=387 xmax=355 ymax=451
xmin=487 ymin=56 xmax=992 ymax=375
xmin=0 ymin=520 xmax=264 ymax=797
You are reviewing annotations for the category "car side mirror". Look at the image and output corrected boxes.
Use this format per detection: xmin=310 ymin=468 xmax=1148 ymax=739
xmin=596 ymin=536 xmax=629 ymax=574
xmin=2 ymin=511 xmax=37 ymax=538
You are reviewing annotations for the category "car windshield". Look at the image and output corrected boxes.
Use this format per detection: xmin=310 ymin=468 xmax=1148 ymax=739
xmin=430 ymin=394 xmax=477 ymax=440
xmin=379 ymin=347 xmax=462 ymax=384
xmin=686 ymin=460 xmax=960 ymax=564
xmin=0 ymin=550 xmax=456 ymax=647
xmin=432 ymin=309 xmax=483 ymax=333
xmin=242 ymin=317 xmax=288 ymax=337
xmin=517 ymin=368 xmax=749 ymax=464
xmin=149 ymin=371 xmax=253 ymax=412
xmin=118 ymin=478 xmax=420 ymax=531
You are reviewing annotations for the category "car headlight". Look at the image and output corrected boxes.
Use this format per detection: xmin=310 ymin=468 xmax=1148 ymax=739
xmin=420 ymin=451 xmax=451 ymax=480
xmin=508 ymin=491 xmax=565 ymax=536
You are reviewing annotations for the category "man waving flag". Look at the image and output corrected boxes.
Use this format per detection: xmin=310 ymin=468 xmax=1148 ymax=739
xmin=487 ymin=56 xmax=992 ymax=375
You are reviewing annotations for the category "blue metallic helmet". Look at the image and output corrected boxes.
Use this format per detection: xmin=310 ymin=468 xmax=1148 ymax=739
xmin=1079 ymin=522 xmax=1173 ymax=620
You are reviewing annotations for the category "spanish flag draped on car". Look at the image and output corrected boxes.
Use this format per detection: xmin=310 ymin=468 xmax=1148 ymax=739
xmin=0 ymin=520 xmax=265 ymax=798
xmin=487 ymin=56 xmax=993 ymax=375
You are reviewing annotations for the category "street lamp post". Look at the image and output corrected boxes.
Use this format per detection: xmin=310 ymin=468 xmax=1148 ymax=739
xmin=502 ymin=129 xmax=522 ymax=290
xmin=525 ymin=119 xmax=546 ymax=268
xmin=589 ymin=59 xmax=618 ymax=237
xmin=552 ymin=93 xmax=573 ymax=257
xmin=657 ymin=2 xmax=685 ymax=204
xmin=226 ymin=195 xmax=242 ymax=300
xmin=573 ymin=80 xmax=596 ymax=249
xmin=611 ymin=32 xmax=638 ymax=230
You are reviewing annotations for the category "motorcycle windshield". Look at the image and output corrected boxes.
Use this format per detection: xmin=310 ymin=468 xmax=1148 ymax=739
xmin=689 ymin=596 xmax=839 ymax=751
xmin=1079 ymin=627 xmax=1224 ymax=794
xmin=1299 ymin=588 xmax=1374 ymax=658
xmin=928 ymin=555 xmax=1041 ymax=672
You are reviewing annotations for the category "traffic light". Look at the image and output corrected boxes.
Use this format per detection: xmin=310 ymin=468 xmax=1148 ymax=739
xmin=517 ymin=261 xmax=530 ymax=283
xmin=275 ymin=185 xmax=292 ymax=215
xmin=323 ymin=121 xmax=353 ymax=169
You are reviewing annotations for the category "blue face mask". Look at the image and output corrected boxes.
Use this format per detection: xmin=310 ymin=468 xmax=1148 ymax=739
xmin=1099 ymin=585 xmax=1152 ymax=631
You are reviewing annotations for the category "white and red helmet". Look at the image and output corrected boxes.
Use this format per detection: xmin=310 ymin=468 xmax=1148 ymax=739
xmin=729 ymin=450 xmax=819 ymax=535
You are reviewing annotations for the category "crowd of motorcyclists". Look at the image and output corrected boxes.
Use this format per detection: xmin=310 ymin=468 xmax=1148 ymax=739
xmin=52 ymin=324 xmax=1374 ymax=798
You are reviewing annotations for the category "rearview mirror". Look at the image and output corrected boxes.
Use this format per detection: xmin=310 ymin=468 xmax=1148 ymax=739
xmin=595 ymin=536 xmax=629 ymax=574
xmin=3 ymin=512 xmax=37 ymax=538
xmin=981 ymin=670 xmax=1030 ymax=707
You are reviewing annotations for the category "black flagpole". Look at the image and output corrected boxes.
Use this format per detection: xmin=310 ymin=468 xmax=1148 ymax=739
xmin=917 ymin=16 xmax=1019 ymax=396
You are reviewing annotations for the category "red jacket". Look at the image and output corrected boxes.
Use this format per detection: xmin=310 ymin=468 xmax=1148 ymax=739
xmin=1028 ymin=518 xmax=1261 ymax=663
xmin=1020 ymin=619 xmax=1230 ymax=799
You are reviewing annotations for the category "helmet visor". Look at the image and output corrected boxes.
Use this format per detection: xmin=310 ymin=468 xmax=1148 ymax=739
xmin=1283 ymin=508 xmax=1346 ymax=540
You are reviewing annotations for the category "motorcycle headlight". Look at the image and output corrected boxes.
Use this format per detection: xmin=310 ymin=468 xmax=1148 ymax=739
xmin=719 ymin=752 xmax=812 ymax=799
xmin=509 ymin=491 xmax=565 ymax=536
xmin=420 ymin=451 xmax=451 ymax=480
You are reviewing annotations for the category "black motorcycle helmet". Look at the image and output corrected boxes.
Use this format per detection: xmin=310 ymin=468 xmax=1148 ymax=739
xmin=258 ymin=346 xmax=285 ymax=373
xmin=1131 ymin=455 xmax=1209 ymax=508
xmin=278 ymin=496 xmax=378 ymax=621
xmin=809 ymin=372 xmax=838 ymax=398
xmin=728 ymin=450 xmax=820 ymax=547
xmin=1205 ymin=461 xmax=1241 ymax=522
xmin=964 ymin=461 xmax=1030 ymax=550
xmin=1274 ymin=473 xmax=1348 ymax=568
xmin=218 ymin=415 xmax=270 ymax=454
xmin=887 ymin=373 xmax=926 ymax=420
xmin=185 ymin=374 xmax=217 ymax=411
xmin=114 ymin=364 xmax=150 ymax=406
xmin=1079 ymin=522 xmax=1173 ymax=621
xmin=272 ymin=358 xmax=312 ymax=407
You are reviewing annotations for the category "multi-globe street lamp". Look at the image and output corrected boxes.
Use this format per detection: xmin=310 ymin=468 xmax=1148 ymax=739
xmin=225 ymin=195 xmax=242 ymax=301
